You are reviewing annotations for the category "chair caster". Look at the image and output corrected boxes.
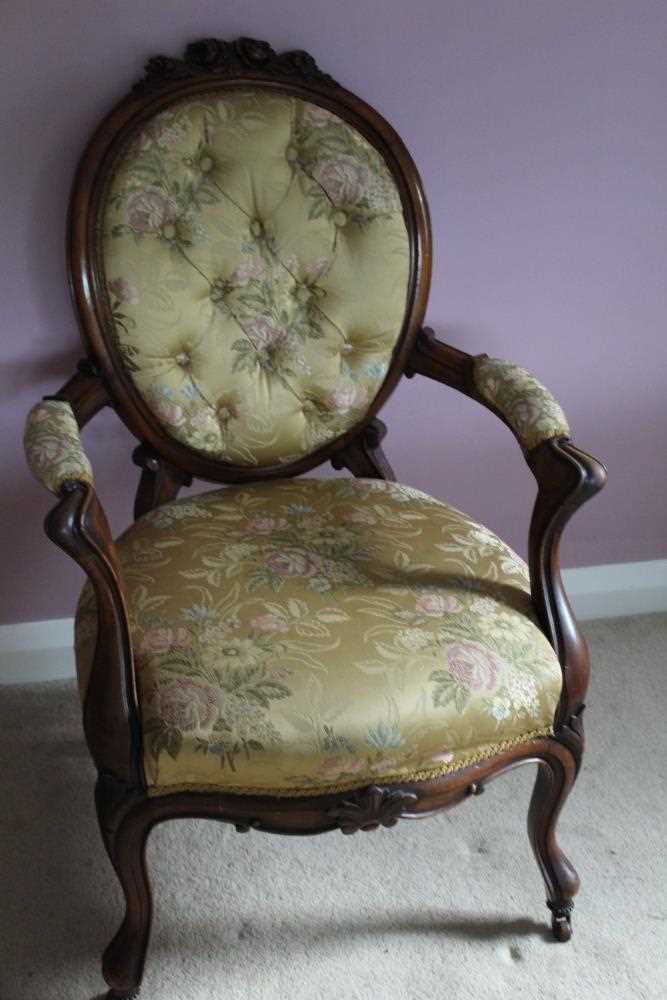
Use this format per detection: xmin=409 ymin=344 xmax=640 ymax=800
xmin=106 ymin=990 xmax=140 ymax=999
xmin=548 ymin=900 xmax=573 ymax=942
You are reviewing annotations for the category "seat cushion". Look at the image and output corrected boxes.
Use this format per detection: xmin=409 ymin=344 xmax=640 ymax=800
xmin=75 ymin=478 xmax=562 ymax=796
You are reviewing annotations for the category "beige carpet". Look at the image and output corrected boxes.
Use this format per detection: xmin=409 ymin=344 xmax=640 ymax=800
xmin=1 ymin=614 xmax=665 ymax=1000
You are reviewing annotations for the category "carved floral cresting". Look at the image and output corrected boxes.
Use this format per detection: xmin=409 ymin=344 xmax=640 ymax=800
xmin=328 ymin=785 xmax=419 ymax=834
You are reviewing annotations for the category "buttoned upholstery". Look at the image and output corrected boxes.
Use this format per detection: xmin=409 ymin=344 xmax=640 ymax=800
xmin=74 ymin=478 xmax=562 ymax=797
xmin=101 ymin=90 xmax=411 ymax=466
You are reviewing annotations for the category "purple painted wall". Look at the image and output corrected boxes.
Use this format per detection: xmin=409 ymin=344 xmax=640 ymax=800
xmin=2 ymin=1 xmax=666 ymax=624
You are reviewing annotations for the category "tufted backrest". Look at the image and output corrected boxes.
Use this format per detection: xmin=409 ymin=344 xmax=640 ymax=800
xmin=69 ymin=41 xmax=431 ymax=480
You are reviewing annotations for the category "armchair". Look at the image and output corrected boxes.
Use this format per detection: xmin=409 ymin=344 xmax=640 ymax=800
xmin=24 ymin=38 xmax=605 ymax=999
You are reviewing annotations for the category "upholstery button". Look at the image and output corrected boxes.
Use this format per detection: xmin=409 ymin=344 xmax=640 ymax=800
xmin=249 ymin=219 xmax=264 ymax=238
xmin=294 ymin=285 xmax=311 ymax=305
xmin=210 ymin=278 xmax=228 ymax=304
xmin=199 ymin=155 xmax=214 ymax=172
xmin=332 ymin=210 xmax=348 ymax=228
xmin=285 ymin=145 xmax=299 ymax=164
xmin=175 ymin=352 xmax=190 ymax=367
xmin=341 ymin=342 xmax=354 ymax=354
xmin=302 ymin=399 xmax=315 ymax=414
xmin=162 ymin=223 xmax=177 ymax=240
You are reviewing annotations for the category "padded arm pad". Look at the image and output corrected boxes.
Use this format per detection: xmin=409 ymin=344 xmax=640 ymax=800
xmin=473 ymin=356 xmax=571 ymax=452
xmin=24 ymin=399 xmax=94 ymax=495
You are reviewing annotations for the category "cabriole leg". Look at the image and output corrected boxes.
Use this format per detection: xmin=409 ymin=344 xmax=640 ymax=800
xmin=527 ymin=751 xmax=580 ymax=942
xmin=97 ymin=783 xmax=153 ymax=998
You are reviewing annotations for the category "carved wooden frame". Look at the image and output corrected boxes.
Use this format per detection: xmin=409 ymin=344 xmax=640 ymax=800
xmin=68 ymin=37 xmax=431 ymax=486
xmin=39 ymin=39 xmax=606 ymax=1000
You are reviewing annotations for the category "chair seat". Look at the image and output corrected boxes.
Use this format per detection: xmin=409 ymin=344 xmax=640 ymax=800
xmin=75 ymin=478 xmax=562 ymax=796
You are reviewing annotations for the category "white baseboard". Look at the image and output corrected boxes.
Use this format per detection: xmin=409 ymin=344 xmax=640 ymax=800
xmin=0 ymin=617 xmax=75 ymax=684
xmin=1 ymin=560 xmax=666 ymax=684
xmin=562 ymin=558 xmax=667 ymax=621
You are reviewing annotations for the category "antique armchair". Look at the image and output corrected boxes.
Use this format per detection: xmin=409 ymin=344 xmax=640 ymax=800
xmin=24 ymin=38 xmax=606 ymax=999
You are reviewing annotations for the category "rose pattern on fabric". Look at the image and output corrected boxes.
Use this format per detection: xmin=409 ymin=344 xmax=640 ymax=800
xmin=125 ymin=189 xmax=178 ymax=235
xmin=101 ymin=89 xmax=410 ymax=467
xmin=24 ymin=400 xmax=94 ymax=496
xmin=474 ymin=356 xmax=570 ymax=451
xmin=74 ymin=478 xmax=563 ymax=796
xmin=314 ymin=155 xmax=372 ymax=207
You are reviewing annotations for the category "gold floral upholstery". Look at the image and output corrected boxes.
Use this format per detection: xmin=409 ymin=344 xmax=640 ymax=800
xmin=74 ymin=478 xmax=562 ymax=797
xmin=102 ymin=90 xmax=411 ymax=466
xmin=473 ymin=356 xmax=570 ymax=452
xmin=24 ymin=400 xmax=94 ymax=496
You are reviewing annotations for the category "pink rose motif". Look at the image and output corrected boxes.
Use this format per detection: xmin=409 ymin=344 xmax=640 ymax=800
xmin=303 ymin=105 xmax=340 ymax=128
xmin=232 ymin=256 xmax=267 ymax=286
xmin=250 ymin=615 xmax=289 ymax=634
xmin=511 ymin=398 xmax=542 ymax=429
xmin=152 ymin=398 xmax=185 ymax=428
xmin=304 ymin=256 xmax=331 ymax=281
xmin=130 ymin=110 xmax=185 ymax=153
xmin=314 ymin=155 xmax=371 ymax=206
xmin=244 ymin=316 xmax=290 ymax=349
xmin=327 ymin=383 xmax=368 ymax=413
xmin=319 ymin=756 xmax=365 ymax=780
xmin=108 ymin=277 xmax=140 ymax=304
xmin=31 ymin=407 xmax=53 ymax=423
xmin=190 ymin=407 xmax=219 ymax=433
xmin=126 ymin=190 xmax=177 ymax=234
xmin=415 ymin=593 xmax=462 ymax=617
xmin=150 ymin=678 xmax=218 ymax=733
xmin=141 ymin=626 xmax=190 ymax=654
xmin=244 ymin=516 xmax=288 ymax=535
xmin=32 ymin=436 xmax=67 ymax=466
xmin=446 ymin=642 xmax=505 ymax=693
xmin=266 ymin=549 xmax=320 ymax=578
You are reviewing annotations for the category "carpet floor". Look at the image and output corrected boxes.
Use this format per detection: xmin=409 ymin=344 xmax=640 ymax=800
xmin=1 ymin=614 xmax=665 ymax=1000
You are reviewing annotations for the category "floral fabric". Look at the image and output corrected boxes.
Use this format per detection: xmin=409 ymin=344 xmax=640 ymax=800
xmin=75 ymin=478 xmax=562 ymax=797
xmin=473 ymin=357 xmax=570 ymax=451
xmin=101 ymin=90 xmax=411 ymax=466
xmin=24 ymin=400 xmax=93 ymax=496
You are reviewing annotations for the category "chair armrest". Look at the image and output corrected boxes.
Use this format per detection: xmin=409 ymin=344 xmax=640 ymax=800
xmin=24 ymin=366 xmax=143 ymax=786
xmin=473 ymin=355 xmax=570 ymax=452
xmin=407 ymin=329 xmax=607 ymax=736
xmin=24 ymin=399 xmax=94 ymax=495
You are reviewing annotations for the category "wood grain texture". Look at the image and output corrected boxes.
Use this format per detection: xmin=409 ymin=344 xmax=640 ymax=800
xmin=330 ymin=417 xmax=395 ymax=480
xmin=132 ymin=444 xmax=193 ymax=521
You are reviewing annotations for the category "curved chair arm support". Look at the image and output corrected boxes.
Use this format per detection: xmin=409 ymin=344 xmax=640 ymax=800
xmin=25 ymin=366 xmax=143 ymax=785
xmin=527 ymin=439 xmax=606 ymax=726
xmin=407 ymin=328 xmax=607 ymax=725
xmin=45 ymin=483 xmax=143 ymax=784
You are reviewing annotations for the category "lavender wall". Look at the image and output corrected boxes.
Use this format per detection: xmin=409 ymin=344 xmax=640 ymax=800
xmin=2 ymin=0 xmax=666 ymax=625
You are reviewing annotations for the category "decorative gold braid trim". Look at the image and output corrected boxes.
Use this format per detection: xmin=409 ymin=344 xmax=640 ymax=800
xmin=146 ymin=726 xmax=554 ymax=799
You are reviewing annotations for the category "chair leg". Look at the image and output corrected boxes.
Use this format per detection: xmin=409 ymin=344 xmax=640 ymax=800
xmin=97 ymin=786 xmax=153 ymax=998
xmin=527 ymin=751 xmax=580 ymax=942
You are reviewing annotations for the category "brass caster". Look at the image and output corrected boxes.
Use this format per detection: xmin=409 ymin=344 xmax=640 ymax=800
xmin=548 ymin=900 xmax=573 ymax=942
